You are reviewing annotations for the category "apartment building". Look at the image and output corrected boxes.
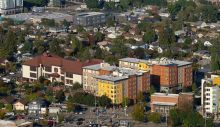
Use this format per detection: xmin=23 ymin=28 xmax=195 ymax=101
xmin=96 ymin=68 xmax=150 ymax=104
xmin=74 ymin=12 xmax=106 ymax=26
xmin=0 ymin=0 xmax=23 ymax=15
xmin=119 ymin=57 xmax=192 ymax=92
xmin=22 ymin=53 xmax=102 ymax=86
xmin=83 ymin=62 xmax=150 ymax=104
xmin=119 ymin=57 xmax=152 ymax=72
xmin=201 ymin=73 xmax=220 ymax=117
xmin=83 ymin=63 xmax=116 ymax=93
xmin=151 ymin=92 xmax=193 ymax=115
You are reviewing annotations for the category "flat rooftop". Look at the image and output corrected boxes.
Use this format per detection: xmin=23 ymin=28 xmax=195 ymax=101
xmin=151 ymin=93 xmax=179 ymax=98
xmin=119 ymin=57 xmax=192 ymax=66
xmin=83 ymin=63 xmax=116 ymax=71
xmin=76 ymin=12 xmax=104 ymax=17
xmin=95 ymin=75 xmax=129 ymax=82
xmin=152 ymin=101 xmax=177 ymax=106
xmin=6 ymin=12 xmax=72 ymax=21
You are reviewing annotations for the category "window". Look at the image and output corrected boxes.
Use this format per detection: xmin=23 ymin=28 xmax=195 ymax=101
xmin=61 ymin=76 xmax=64 ymax=81
xmin=30 ymin=66 xmax=36 ymax=71
xmin=66 ymin=72 xmax=73 ymax=78
xmin=45 ymin=74 xmax=49 ymax=78
xmin=45 ymin=67 xmax=51 ymax=72
xmin=30 ymin=73 xmax=36 ymax=78
xmin=54 ymin=68 xmax=58 ymax=73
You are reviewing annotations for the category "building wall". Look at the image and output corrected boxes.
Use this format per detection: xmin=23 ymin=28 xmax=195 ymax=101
xmin=138 ymin=71 xmax=150 ymax=92
xmin=119 ymin=61 xmax=138 ymax=70
xmin=23 ymin=64 xmax=82 ymax=85
xmin=151 ymin=94 xmax=179 ymax=113
xmin=213 ymin=77 xmax=220 ymax=85
xmin=83 ymin=68 xmax=100 ymax=93
xmin=97 ymin=81 xmax=123 ymax=104
xmin=137 ymin=62 xmax=150 ymax=71
xmin=13 ymin=102 xmax=25 ymax=110
xmin=178 ymin=65 xmax=192 ymax=88
xmin=152 ymin=64 xmax=178 ymax=91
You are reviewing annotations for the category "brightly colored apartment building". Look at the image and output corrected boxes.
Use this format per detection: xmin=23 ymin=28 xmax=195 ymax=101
xmin=119 ymin=57 xmax=192 ymax=92
xmin=97 ymin=78 xmax=123 ymax=104
xmin=83 ymin=62 xmax=150 ymax=104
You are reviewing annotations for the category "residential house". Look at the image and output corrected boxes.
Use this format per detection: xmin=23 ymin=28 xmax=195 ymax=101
xmin=0 ymin=58 xmax=8 ymax=66
xmin=13 ymin=100 xmax=28 ymax=111
xmin=28 ymin=100 xmax=49 ymax=114
xmin=22 ymin=53 xmax=102 ymax=86
xmin=97 ymin=41 xmax=112 ymax=51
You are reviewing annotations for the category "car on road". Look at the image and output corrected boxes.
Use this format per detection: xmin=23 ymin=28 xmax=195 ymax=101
xmin=9 ymin=72 xmax=15 ymax=75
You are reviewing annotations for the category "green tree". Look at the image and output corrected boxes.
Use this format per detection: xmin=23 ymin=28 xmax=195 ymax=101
xmin=55 ymin=91 xmax=66 ymax=103
xmin=134 ymin=48 xmax=146 ymax=59
xmin=21 ymin=41 xmax=33 ymax=54
xmin=131 ymin=104 xmax=145 ymax=121
xmin=5 ymin=104 xmax=13 ymax=112
xmin=98 ymin=95 xmax=111 ymax=107
xmin=198 ymin=5 xmax=218 ymax=23
xmin=67 ymin=96 xmax=75 ymax=112
xmin=49 ymin=38 xmax=64 ymax=56
xmin=0 ymin=110 xmax=5 ymax=119
xmin=85 ymin=0 xmax=99 ymax=9
xmin=111 ymin=37 xmax=128 ymax=58
xmin=80 ymin=48 xmax=91 ymax=61
xmin=104 ymin=2 xmax=116 ymax=11
xmin=72 ymin=82 xmax=82 ymax=90
xmin=120 ymin=0 xmax=132 ymax=11
xmin=94 ymin=32 xmax=105 ymax=42
xmin=41 ymin=18 xmax=56 ymax=27
xmin=24 ymin=0 xmax=48 ymax=7
xmin=159 ymin=26 xmax=176 ymax=48
xmin=1 ymin=30 xmax=17 ymax=57
xmin=210 ymin=38 xmax=220 ymax=71
xmin=147 ymin=112 xmax=161 ymax=123
xmin=143 ymin=30 xmax=156 ymax=43
xmin=17 ymin=32 xmax=26 ymax=44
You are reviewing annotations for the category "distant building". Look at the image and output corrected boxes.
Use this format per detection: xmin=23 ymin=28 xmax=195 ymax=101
xmin=28 ymin=100 xmax=48 ymax=114
xmin=201 ymin=73 xmax=220 ymax=117
xmin=0 ymin=0 xmax=23 ymax=15
xmin=48 ymin=0 xmax=65 ymax=7
xmin=151 ymin=92 xmax=194 ymax=115
xmin=22 ymin=53 xmax=102 ymax=86
xmin=13 ymin=100 xmax=28 ymax=111
xmin=6 ymin=12 xmax=73 ymax=23
xmin=74 ymin=12 xmax=106 ymax=26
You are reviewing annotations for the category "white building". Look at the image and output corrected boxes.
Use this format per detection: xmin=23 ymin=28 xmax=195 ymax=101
xmin=22 ymin=53 xmax=102 ymax=86
xmin=0 ymin=0 xmax=23 ymax=15
xmin=201 ymin=74 xmax=220 ymax=117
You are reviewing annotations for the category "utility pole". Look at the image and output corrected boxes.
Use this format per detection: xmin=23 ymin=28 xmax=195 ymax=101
xmin=166 ymin=113 xmax=168 ymax=127
xmin=205 ymin=114 xmax=206 ymax=127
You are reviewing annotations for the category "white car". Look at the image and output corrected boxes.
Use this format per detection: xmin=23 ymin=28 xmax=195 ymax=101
xmin=9 ymin=72 xmax=15 ymax=75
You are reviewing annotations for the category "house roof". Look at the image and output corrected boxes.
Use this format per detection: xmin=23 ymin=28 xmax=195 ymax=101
xmin=0 ymin=96 xmax=16 ymax=104
xmin=23 ymin=53 xmax=103 ymax=75
xmin=14 ymin=100 xmax=28 ymax=105
xmin=0 ymin=58 xmax=7 ymax=64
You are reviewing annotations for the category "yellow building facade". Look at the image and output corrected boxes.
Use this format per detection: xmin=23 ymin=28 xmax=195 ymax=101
xmin=213 ymin=77 xmax=220 ymax=85
xmin=97 ymin=81 xmax=123 ymax=104
xmin=138 ymin=62 xmax=150 ymax=71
